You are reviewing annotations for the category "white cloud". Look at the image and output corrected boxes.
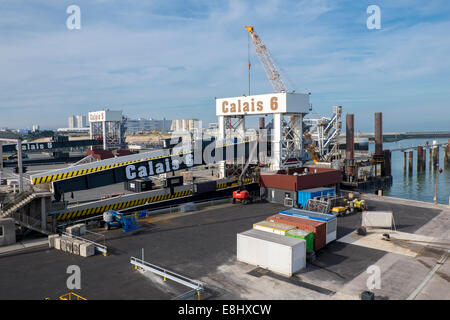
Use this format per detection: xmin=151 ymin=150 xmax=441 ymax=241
xmin=0 ymin=0 xmax=448 ymax=131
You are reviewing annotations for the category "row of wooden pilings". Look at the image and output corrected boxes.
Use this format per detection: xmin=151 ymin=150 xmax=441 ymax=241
xmin=404 ymin=139 xmax=450 ymax=172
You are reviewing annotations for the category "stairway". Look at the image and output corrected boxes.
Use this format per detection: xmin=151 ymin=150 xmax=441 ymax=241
xmin=1 ymin=191 xmax=55 ymax=234
xmin=0 ymin=192 xmax=36 ymax=218
xmin=10 ymin=211 xmax=53 ymax=235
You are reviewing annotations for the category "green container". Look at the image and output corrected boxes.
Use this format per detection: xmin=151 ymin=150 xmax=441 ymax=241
xmin=286 ymin=229 xmax=314 ymax=252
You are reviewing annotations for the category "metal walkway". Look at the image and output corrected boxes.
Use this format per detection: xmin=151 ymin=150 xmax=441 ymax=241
xmin=48 ymin=177 xmax=257 ymax=221
xmin=30 ymin=140 xmax=259 ymax=196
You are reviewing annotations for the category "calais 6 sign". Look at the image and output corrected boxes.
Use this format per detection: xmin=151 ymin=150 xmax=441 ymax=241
xmin=216 ymin=92 xmax=310 ymax=116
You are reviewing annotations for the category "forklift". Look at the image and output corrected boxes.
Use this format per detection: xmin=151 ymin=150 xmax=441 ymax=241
xmin=231 ymin=142 xmax=256 ymax=205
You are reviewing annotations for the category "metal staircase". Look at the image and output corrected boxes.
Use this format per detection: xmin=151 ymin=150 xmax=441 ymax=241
xmin=0 ymin=191 xmax=35 ymax=218
xmin=11 ymin=211 xmax=53 ymax=235
xmin=1 ymin=191 xmax=55 ymax=234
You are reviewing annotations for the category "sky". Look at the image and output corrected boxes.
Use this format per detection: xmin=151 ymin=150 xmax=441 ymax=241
xmin=0 ymin=0 xmax=449 ymax=132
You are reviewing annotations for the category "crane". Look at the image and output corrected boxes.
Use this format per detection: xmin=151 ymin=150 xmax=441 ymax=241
xmin=244 ymin=25 xmax=289 ymax=93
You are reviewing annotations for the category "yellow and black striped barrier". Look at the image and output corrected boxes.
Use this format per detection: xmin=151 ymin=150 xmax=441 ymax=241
xmin=56 ymin=190 xmax=193 ymax=221
xmin=31 ymin=152 xmax=187 ymax=185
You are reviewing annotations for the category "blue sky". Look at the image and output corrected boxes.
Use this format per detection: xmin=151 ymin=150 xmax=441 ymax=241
xmin=0 ymin=0 xmax=449 ymax=132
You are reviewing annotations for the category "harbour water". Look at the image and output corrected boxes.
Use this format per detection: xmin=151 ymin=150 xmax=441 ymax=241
xmin=369 ymin=138 xmax=450 ymax=205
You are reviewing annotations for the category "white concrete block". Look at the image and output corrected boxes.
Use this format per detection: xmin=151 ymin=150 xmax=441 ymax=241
xmin=75 ymin=224 xmax=86 ymax=236
xmin=80 ymin=243 xmax=95 ymax=257
xmin=65 ymin=239 xmax=73 ymax=254
xmin=60 ymin=239 xmax=67 ymax=252
xmin=54 ymin=237 xmax=61 ymax=250
xmin=66 ymin=225 xmax=80 ymax=237
xmin=72 ymin=240 xmax=81 ymax=255
xmin=48 ymin=234 xmax=60 ymax=248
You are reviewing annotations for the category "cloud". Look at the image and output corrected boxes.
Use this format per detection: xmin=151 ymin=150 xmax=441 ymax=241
xmin=0 ymin=0 xmax=448 ymax=131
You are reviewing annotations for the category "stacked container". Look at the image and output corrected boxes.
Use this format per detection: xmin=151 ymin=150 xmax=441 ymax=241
xmin=285 ymin=229 xmax=314 ymax=252
xmin=266 ymin=214 xmax=327 ymax=251
xmin=297 ymin=187 xmax=335 ymax=208
xmin=237 ymin=229 xmax=306 ymax=277
xmin=253 ymin=221 xmax=296 ymax=236
xmin=278 ymin=208 xmax=337 ymax=245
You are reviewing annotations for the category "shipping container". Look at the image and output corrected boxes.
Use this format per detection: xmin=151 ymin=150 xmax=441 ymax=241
xmin=297 ymin=187 xmax=335 ymax=208
xmin=285 ymin=229 xmax=314 ymax=252
xmin=195 ymin=180 xmax=217 ymax=194
xmin=279 ymin=208 xmax=337 ymax=244
xmin=124 ymin=178 xmax=153 ymax=192
xmin=266 ymin=214 xmax=327 ymax=251
xmin=164 ymin=175 xmax=184 ymax=188
xmin=237 ymin=229 xmax=306 ymax=277
xmin=362 ymin=211 xmax=393 ymax=228
xmin=253 ymin=220 xmax=296 ymax=236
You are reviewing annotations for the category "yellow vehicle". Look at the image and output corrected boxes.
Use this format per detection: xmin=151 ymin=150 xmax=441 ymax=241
xmin=331 ymin=206 xmax=349 ymax=217
xmin=351 ymin=199 xmax=368 ymax=212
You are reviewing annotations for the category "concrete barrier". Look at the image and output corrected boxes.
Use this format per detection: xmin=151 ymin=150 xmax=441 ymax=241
xmin=60 ymin=238 xmax=67 ymax=252
xmin=72 ymin=240 xmax=81 ymax=255
xmin=66 ymin=225 xmax=80 ymax=237
xmin=48 ymin=234 xmax=60 ymax=248
xmin=80 ymin=243 xmax=95 ymax=257
xmin=75 ymin=224 xmax=86 ymax=236
xmin=54 ymin=237 xmax=61 ymax=250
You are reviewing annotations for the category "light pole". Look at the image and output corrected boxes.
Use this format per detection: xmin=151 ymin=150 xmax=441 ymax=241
xmin=434 ymin=167 xmax=443 ymax=205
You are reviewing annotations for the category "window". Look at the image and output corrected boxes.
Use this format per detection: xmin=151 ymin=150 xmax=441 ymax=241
xmin=0 ymin=226 xmax=4 ymax=237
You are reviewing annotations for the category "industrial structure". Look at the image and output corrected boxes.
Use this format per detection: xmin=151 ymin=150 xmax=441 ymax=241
xmin=89 ymin=110 xmax=125 ymax=150
xmin=0 ymin=25 xmax=394 ymax=259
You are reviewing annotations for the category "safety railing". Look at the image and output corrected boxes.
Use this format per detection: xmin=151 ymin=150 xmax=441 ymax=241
xmin=130 ymin=256 xmax=204 ymax=300
xmin=59 ymin=292 xmax=87 ymax=300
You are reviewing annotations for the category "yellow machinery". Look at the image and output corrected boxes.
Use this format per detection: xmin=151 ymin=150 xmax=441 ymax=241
xmin=59 ymin=292 xmax=87 ymax=300
xmin=351 ymin=199 xmax=368 ymax=212
xmin=331 ymin=206 xmax=348 ymax=217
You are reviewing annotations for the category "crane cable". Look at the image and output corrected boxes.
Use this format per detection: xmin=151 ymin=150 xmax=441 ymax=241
xmin=248 ymin=31 xmax=251 ymax=96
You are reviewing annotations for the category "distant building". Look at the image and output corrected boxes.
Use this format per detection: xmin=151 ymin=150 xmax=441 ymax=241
xmin=32 ymin=125 xmax=40 ymax=132
xmin=170 ymin=119 xmax=201 ymax=132
xmin=69 ymin=115 xmax=88 ymax=128
xmin=68 ymin=115 xmax=77 ymax=129
xmin=76 ymin=115 xmax=88 ymax=128
xmin=88 ymin=109 xmax=124 ymax=150
xmin=124 ymin=117 xmax=172 ymax=134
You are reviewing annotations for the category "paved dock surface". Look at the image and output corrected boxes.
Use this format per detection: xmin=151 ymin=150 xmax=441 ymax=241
xmin=0 ymin=197 xmax=449 ymax=300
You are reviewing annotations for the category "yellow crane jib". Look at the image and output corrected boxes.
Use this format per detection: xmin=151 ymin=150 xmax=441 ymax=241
xmin=244 ymin=25 xmax=254 ymax=34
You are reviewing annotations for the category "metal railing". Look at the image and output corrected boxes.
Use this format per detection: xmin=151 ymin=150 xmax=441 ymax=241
xmin=130 ymin=256 xmax=204 ymax=300
xmin=11 ymin=211 xmax=54 ymax=234
xmin=1 ymin=191 xmax=34 ymax=214
xmin=59 ymin=292 xmax=87 ymax=300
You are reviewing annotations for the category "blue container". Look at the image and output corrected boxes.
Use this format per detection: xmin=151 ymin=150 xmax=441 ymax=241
xmin=279 ymin=208 xmax=336 ymax=223
xmin=297 ymin=187 xmax=335 ymax=208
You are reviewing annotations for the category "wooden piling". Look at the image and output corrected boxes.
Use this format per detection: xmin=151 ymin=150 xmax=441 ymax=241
xmin=417 ymin=146 xmax=424 ymax=171
xmin=444 ymin=146 xmax=448 ymax=162
xmin=429 ymin=148 xmax=432 ymax=166
xmin=408 ymin=151 xmax=414 ymax=173
xmin=433 ymin=145 xmax=439 ymax=167
xmin=403 ymin=152 xmax=407 ymax=171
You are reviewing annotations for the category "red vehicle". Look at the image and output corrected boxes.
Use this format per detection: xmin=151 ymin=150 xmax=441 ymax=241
xmin=232 ymin=190 xmax=252 ymax=205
